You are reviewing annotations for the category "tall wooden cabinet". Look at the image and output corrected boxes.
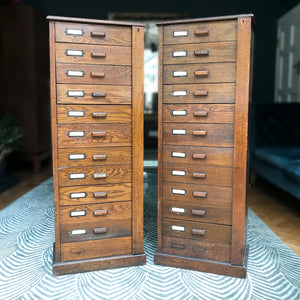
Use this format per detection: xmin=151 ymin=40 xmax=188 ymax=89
xmin=155 ymin=15 xmax=254 ymax=278
xmin=48 ymin=16 xmax=146 ymax=276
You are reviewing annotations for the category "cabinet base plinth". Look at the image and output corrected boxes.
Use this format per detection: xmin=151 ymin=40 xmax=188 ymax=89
xmin=154 ymin=252 xmax=247 ymax=278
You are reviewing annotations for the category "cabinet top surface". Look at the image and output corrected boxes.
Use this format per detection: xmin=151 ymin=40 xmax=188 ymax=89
xmin=156 ymin=14 xmax=254 ymax=25
xmin=47 ymin=15 xmax=146 ymax=27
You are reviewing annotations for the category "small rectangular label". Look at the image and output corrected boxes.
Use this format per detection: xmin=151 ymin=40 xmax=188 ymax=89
xmin=171 ymin=152 xmax=186 ymax=158
xmin=171 ymin=207 xmax=185 ymax=213
xmin=66 ymin=50 xmax=84 ymax=57
xmin=172 ymin=90 xmax=188 ymax=97
xmin=70 ymin=210 xmax=86 ymax=217
xmin=173 ymin=71 xmax=188 ymax=77
xmin=68 ymin=131 xmax=85 ymax=137
xmin=68 ymin=154 xmax=85 ymax=160
xmin=173 ymin=30 xmax=189 ymax=37
xmin=69 ymin=173 xmax=85 ymax=179
xmin=171 ymin=170 xmax=186 ymax=176
xmin=66 ymin=29 xmax=84 ymax=36
xmin=67 ymin=90 xmax=85 ymax=97
xmin=172 ymin=110 xmax=187 ymax=116
xmin=70 ymin=192 xmax=87 ymax=199
xmin=66 ymin=70 xmax=84 ymax=77
xmin=172 ymin=129 xmax=186 ymax=135
xmin=172 ymin=51 xmax=188 ymax=57
xmin=70 ymin=229 xmax=87 ymax=235
xmin=171 ymin=225 xmax=186 ymax=232
xmin=68 ymin=111 xmax=84 ymax=117
xmin=171 ymin=188 xmax=186 ymax=195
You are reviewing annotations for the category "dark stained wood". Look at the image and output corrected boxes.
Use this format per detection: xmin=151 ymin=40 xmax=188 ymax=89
xmin=57 ymin=84 xmax=131 ymax=105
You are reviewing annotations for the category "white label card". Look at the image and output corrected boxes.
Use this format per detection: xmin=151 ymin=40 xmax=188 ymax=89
xmin=171 ymin=188 xmax=186 ymax=195
xmin=66 ymin=29 xmax=84 ymax=36
xmin=66 ymin=50 xmax=84 ymax=57
xmin=71 ymin=229 xmax=87 ymax=235
xmin=172 ymin=110 xmax=187 ymax=116
xmin=68 ymin=111 xmax=84 ymax=117
xmin=67 ymin=70 xmax=84 ymax=77
xmin=67 ymin=90 xmax=85 ymax=97
xmin=172 ymin=90 xmax=188 ymax=97
xmin=70 ymin=211 xmax=86 ymax=217
xmin=171 ymin=207 xmax=186 ymax=213
xmin=69 ymin=173 xmax=85 ymax=179
xmin=171 ymin=152 xmax=186 ymax=158
xmin=68 ymin=154 xmax=85 ymax=160
xmin=171 ymin=170 xmax=186 ymax=176
xmin=171 ymin=225 xmax=186 ymax=232
xmin=172 ymin=129 xmax=187 ymax=135
xmin=173 ymin=30 xmax=189 ymax=37
xmin=173 ymin=71 xmax=188 ymax=77
xmin=68 ymin=131 xmax=85 ymax=137
xmin=172 ymin=51 xmax=188 ymax=57
xmin=70 ymin=192 xmax=87 ymax=199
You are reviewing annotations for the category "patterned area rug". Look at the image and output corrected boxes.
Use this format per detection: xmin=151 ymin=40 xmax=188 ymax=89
xmin=0 ymin=178 xmax=300 ymax=300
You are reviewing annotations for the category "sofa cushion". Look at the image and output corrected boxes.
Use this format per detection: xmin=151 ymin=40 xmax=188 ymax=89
xmin=284 ymin=160 xmax=300 ymax=183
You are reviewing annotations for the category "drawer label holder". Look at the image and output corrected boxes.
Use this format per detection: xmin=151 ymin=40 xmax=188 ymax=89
xmin=65 ymin=49 xmax=85 ymax=58
xmin=172 ymin=51 xmax=188 ymax=57
xmin=171 ymin=225 xmax=186 ymax=232
xmin=173 ymin=70 xmax=188 ymax=77
xmin=70 ymin=229 xmax=87 ymax=235
xmin=66 ymin=70 xmax=85 ymax=77
xmin=171 ymin=170 xmax=186 ymax=176
xmin=65 ymin=28 xmax=84 ymax=37
xmin=171 ymin=90 xmax=188 ymax=97
xmin=68 ymin=153 xmax=86 ymax=160
xmin=66 ymin=90 xmax=86 ymax=98
xmin=70 ymin=210 xmax=86 ymax=217
xmin=171 ymin=152 xmax=186 ymax=158
xmin=171 ymin=188 xmax=187 ymax=195
xmin=173 ymin=30 xmax=189 ymax=37
xmin=69 ymin=192 xmax=87 ymax=199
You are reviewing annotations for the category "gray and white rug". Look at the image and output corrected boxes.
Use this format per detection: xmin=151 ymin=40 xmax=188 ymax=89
xmin=0 ymin=178 xmax=300 ymax=300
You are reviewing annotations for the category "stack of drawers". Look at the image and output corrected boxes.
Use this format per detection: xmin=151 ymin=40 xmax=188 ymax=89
xmin=48 ymin=16 xmax=146 ymax=275
xmin=155 ymin=15 xmax=254 ymax=278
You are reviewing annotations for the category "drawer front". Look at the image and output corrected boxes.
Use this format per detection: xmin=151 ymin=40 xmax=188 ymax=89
xmin=57 ymin=84 xmax=131 ymax=105
xmin=55 ymin=22 xmax=132 ymax=46
xmin=57 ymin=124 xmax=131 ymax=147
xmin=59 ymin=183 xmax=131 ymax=206
xmin=163 ymin=218 xmax=232 ymax=244
xmin=57 ymin=105 xmax=131 ymax=124
xmin=164 ymin=62 xmax=236 ymax=85
xmin=60 ymin=219 xmax=131 ymax=242
xmin=163 ymin=104 xmax=234 ymax=123
xmin=163 ymin=145 xmax=233 ymax=167
xmin=59 ymin=165 xmax=131 ymax=186
xmin=60 ymin=202 xmax=131 ymax=224
xmin=163 ymin=41 xmax=237 ymax=65
xmin=163 ymin=83 xmax=235 ymax=104
xmin=163 ymin=123 xmax=234 ymax=147
xmin=56 ymin=43 xmax=131 ymax=65
xmin=162 ymin=199 xmax=232 ymax=225
xmin=162 ymin=181 xmax=232 ymax=207
xmin=58 ymin=147 xmax=131 ymax=168
xmin=56 ymin=63 xmax=131 ymax=85
xmin=163 ymin=20 xmax=237 ymax=45
xmin=61 ymin=236 xmax=132 ymax=261
xmin=163 ymin=164 xmax=233 ymax=186
xmin=162 ymin=236 xmax=230 ymax=262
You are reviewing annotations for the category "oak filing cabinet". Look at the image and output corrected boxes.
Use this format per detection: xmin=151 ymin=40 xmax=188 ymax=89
xmin=154 ymin=15 xmax=254 ymax=277
xmin=48 ymin=16 xmax=146 ymax=275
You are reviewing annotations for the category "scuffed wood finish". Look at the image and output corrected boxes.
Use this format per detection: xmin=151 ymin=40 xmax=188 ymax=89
xmin=57 ymin=84 xmax=131 ymax=105
xmin=163 ymin=83 xmax=235 ymax=104
xmin=163 ymin=41 xmax=237 ymax=64
xmin=56 ymin=43 xmax=131 ymax=65
xmin=57 ymin=105 xmax=131 ymax=124
xmin=59 ymin=183 xmax=132 ymax=206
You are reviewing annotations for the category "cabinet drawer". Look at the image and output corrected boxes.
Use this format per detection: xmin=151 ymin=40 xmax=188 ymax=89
xmin=57 ymin=124 xmax=131 ymax=148
xmin=163 ymin=218 xmax=232 ymax=244
xmin=57 ymin=105 xmax=131 ymax=124
xmin=61 ymin=236 xmax=132 ymax=261
xmin=162 ymin=236 xmax=230 ymax=262
xmin=163 ymin=41 xmax=236 ymax=65
xmin=163 ymin=164 xmax=233 ymax=186
xmin=162 ymin=199 xmax=232 ymax=225
xmin=163 ymin=123 xmax=234 ymax=147
xmin=163 ymin=83 xmax=235 ymax=104
xmin=163 ymin=145 xmax=233 ymax=167
xmin=59 ymin=183 xmax=131 ymax=206
xmin=60 ymin=201 xmax=131 ymax=224
xmin=162 ymin=181 xmax=232 ymax=208
xmin=56 ymin=63 xmax=131 ymax=85
xmin=163 ymin=20 xmax=237 ymax=45
xmin=164 ymin=62 xmax=236 ymax=85
xmin=56 ymin=43 xmax=131 ymax=65
xmin=55 ymin=22 xmax=131 ymax=46
xmin=163 ymin=104 xmax=234 ymax=123
xmin=60 ymin=219 xmax=131 ymax=243
xmin=58 ymin=147 xmax=131 ymax=168
xmin=59 ymin=165 xmax=131 ymax=186
xmin=57 ymin=84 xmax=131 ymax=105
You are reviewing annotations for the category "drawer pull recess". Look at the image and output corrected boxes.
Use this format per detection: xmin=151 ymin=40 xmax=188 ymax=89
xmin=172 ymin=90 xmax=188 ymax=97
xmin=173 ymin=30 xmax=189 ymax=37
xmin=171 ymin=170 xmax=186 ymax=176
xmin=193 ymin=130 xmax=207 ymax=136
xmin=171 ymin=207 xmax=186 ymax=214
xmin=171 ymin=225 xmax=186 ymax=232
xmin=93 ymin=191 xmax=107 ymax=198
xmin=195 ymin=70 xmax=209 ymax=77
xmin=70 ymin=210 xmax=86 ymax=217
xmin=93 ymin=227 xmax=108 ymax=234
xmin=193 ymin=172 xmax=207 ymax=178
xmin=93 ymin=154 xmax=107 ymax=161
xmin=192 ymin=209 xmax=206 ymax=216
xmin=192 ymin=228 xmax=206 ymax=236
xmin=194 ymin=29 xmax=209 ymax=36
xmin=94 ymin=209 xmax=108 ymax=216
xmin=70 ymin=229 xmax=86 ymax=235
xmin=194 ymin=50 xmax=210 ymax=56
xmin=193 ymin=191 xmax=207 ymax=198
xmin=69 ymin=192 xmax=87 ymax=199
xmin=171 ymin=242 xmax=186 ymax=250
xmin=194 ymin=90 xmax=208 ymax=96
xmin=91 ymin=72 xmax=105 ymax=78
xmin=171 ymin=152 xmax=186 ymax=158
xmin=65 ymin=28 xmax=84 ymax=36
xmin=193 ymin=153 xmax=207 ymax=159
xmin=91 ymin=52 xmax=106 ymax=58
xmin=194 ymin=111 xmax=209 ymax=117
xmin=92 ymin=112 xmax=107 ymax=118
xmin=171 ymin=188 xmax=186 ymax=195
xmin=92 ymin=131 xmax=106 ymax=137
xmin=91 ymin=31 xmax=106 ymax=38
xmin=92 ymin=92 xmax=106 ymax=97
xmin=172 ymin=129 xmax=187 ymax=135
xmin=93 ymin=173 xmax=107 ymax=179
